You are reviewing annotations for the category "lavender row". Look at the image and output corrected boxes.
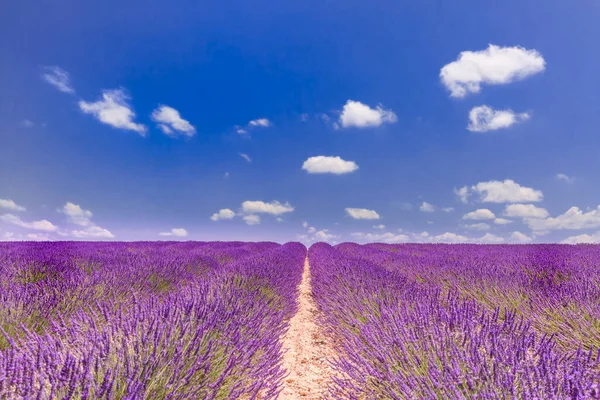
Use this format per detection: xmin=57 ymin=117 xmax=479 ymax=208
xmin=309 ymin=243 xmax=600 ymax=399
xmin=0 ymin=241 xmax=305 ymax=399
xmin=336 ymin=243 xmax=600 ymax=352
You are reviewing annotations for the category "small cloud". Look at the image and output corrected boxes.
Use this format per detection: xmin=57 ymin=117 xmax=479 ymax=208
xmin=302 ymin=156 xmax=359 ymax=175
xmin=22 ymin=119 xmax=35 ymax=128
xmin=243 ymin=215 xmax=261 ymax=225
xmin=276 ymin=217 xmax=284 ymax=222
xmin=159 ymin=228 xmax=188 ymax=237
xmin=338 ymin=100 xmax=397 ymax=128
xmin=556 ymin=173 xmax=574 ymax=184
xmin=345 ymin=208 xmax=380 ymax=220
xmin=430 ymin=232 xmax=469 ymax=243
xmin=463 ymin=209 xmax=496 ymax=220
xmin=71 ymin=226 xmax=114 ymax=239
xmin=561 ymin=232 xmax=600 ymax=244
xmin=248 ymin=118 xmax=271 ymax=127
xmin=0 ymin=199 xmax=26 ymax=212
xmin=79 ymin=89 xmax=146 ymax=135
xmin=315 ymin=229 xmax=339 ymax=242
xmin=373 ymin=224 xmax=386 ymax=230
xmin=239 ymin=153 xmax=252 ymax=163
xmin=237 ymin=128 xmax=248 ymax=135
xmin=308 ymin=226 xmax=316 ymax=233
xmin=224 ymin=172 xmax=230 ymax=178
xmin=300 ymin=113 xmax=309 ymax=122
xmin=504 ymin=204 xmax=549 ymax=219
xmin=454 ymin=186 xmax=470 ymax=203
xmin=26 ymin=233 xmax=51 ymax=241
xmin=464 ymin=222 xmax=490 ymax=231
xmin=351 ymin=231 xmax=409 ymax=244
xmin=494 ymin=218 xmax=512 ymax=225
xmin=151 ymin=105 xmax=196 ymax=137
xmin=461 ymin=180 xmax=543 ymax=203
xmin=41 ymin=66 xmax=75 ymax=94
xmin=442 ymin=207 xmax=454 ymax=213
xmin=60 ymin=202 xmax=114 ymax=238
xmin=468 ymin=105 xmax=530 ymax=132
xmin=0 ymin=214 xmax=57 ymax=231
xmin=210 ymin=209 xmax=236 ymax=221
xmin=510 ymin=231 xmax=533 ymax=243
xmin=302 ymin=221 xmax=308 ymax=228
xmin=241 ymin=201 xmax=294 ymax=215
xmin=440 ymin=44 xmax=545 ymax=98
xmin=420 ymin=202 xmax=435 ymax=212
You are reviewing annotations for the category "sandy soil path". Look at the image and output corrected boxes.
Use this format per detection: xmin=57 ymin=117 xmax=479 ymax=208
xmin=279 ymin=257 xmax=337 ymax=399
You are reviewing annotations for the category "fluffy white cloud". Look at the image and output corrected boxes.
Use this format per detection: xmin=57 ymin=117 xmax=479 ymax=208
xmin=41 ymin=66 xmax=75 ymax=94
xmin=0 ymin=214 xmax=58 ymax=231
xmin=151 ymin=106 xmax=196 ymax=137
xmin=464 ymin=179 xmax=543 ymax=203
xmin=61 ymin=202 xmax=93 ymax=226
xmin=420 ymin=202 xmax=435 ymax=212
xmin=526 ymin=206 xmax=600 ymax=232
xmin=345 ymin=208 xmax=380 ymax=220
xmin=159 ymin=228 xmax=188 ymax=237
xmin=556 ymin=173 xmax=574 ymax=183
xmin=467 ymin=106 xmax=530 ymax=132
xmin=71 ymin=226 xmax=114 ymax=239
xmin=248 ymin=118 xmax=271 ymax=127
xmin=60 ymin=202 xmax=114 ymax=238
xmin=465 ymin=223 xmax=490 ymax=231
xmin=351 ymin=232 xmax=410 ymax=243
xmin=338 ymin=100 xmax=397 ymax=128
xmin=455 ymin=186 xmax=471 ymax=203
xmin=561 ymin=232 xmax=600 ymax=244
xmin=510 ymin=231 xmax=533 ymax=243
xmin=315 ymin=229 xmax=339 ymax=242
xmin=504 ymin=204 xmax=549 ymax=219
xmin=241 ymin=201 xmax=294 ymax=215
xmin=210 ymin=209 xmax=236 ymax=221
xmin=79 ymin=89 xmax=147 ymax=135
xmin=476 ymin=233 xmax=505 ymax=243
xmin=373 ymin=224 xmax=386 ymax=230
xmin=302 ymin=156 xmax=359 ymax=175
xmin=0 ymin=199 xmax=26 ymax=212
xmin=494 ymin=218 xmax=512 ymax=225
xmin=243 ymin=215 xmax=261 ymax=225
xmin=239 ymin=153 xmax=252 ymax=163
xmin=440 ymin=44 xmax=545 ymax=98
xmin=431 ymin=232 xmax=470 ymax=243
xmin=463 ymin=209 xmax=495 ymax=220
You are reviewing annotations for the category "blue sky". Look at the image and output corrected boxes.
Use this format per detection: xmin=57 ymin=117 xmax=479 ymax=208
xmin=1 ymin=0 xmax=600 ymax=244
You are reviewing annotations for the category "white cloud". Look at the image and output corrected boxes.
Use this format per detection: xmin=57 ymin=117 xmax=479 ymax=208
xmin=241 ymin=201 xmax=294 ymax=215
xmin=469 ymin=179 xmax=543 ymax=203
xmin=239 ymin=153 xmax=252 ymax=163
xmin=443 ymin=207 xmax=455 ymax=213
xmin=71 ymin=226 xmax=114 ymax=239
xmin=504 ymin=204 xmax=549 ymax=219
xmin=463 ymin=209 xmax=495 ymax=220
xmin=61 ymin=202 xmax=93 ymax=226
xmin=302 ymin=221 xmax=308 ymax=229
xmin=79 ymin=89 xmax=146 ymax=135
xmin=338 ymin=100 xmax=397 ymax=128
xmin=345 ymin=208 xmax=380 ymax=220
xmin=476 ymin=233 xmax=505 ymax=243
xmin=431 ymin=232 xmax=470 ymax=243
xmin=526 ymin=206 xmax=600 ymax=232
xmin=210 ymin=209 xmax=236 ymax=221
xmin=315 ymin=229 xmax=339 ymax=242
xmin=351 ymin=232 xmax=410 ymax=243
xmin=494 ymin=218 xmax=512 ymax=225
xmin=26 ymin=233 xmax=51 ymax=241
xmin=243 ymin=215 xmax=261 ymax=225
xmin=561 ymin=232 xmax=600 ymax=244
xmin=60 ymin=202 xmax=114 ymax=239
xmin=41 ymin=66 xmax=75 ymax=94
xmin=420 ymin=202 xmax=435 ymax=212
xmin=1 ymin=232 xmax=15 ymax=241
xmin=373 ymin=224 xmax=386 ymax=230
xmin=0 ymin=214 xmax=58 ymax=231
xmin=302 ymin=156 xmax=359 ymax=175
xmin=465 ymin=223 xmax=490 ymax=231
xmin=151 ymin=105 xmax=196 ymax=136
xmin=308 ymin=227 xmax=316 ymax=233
xmin=237 ymin=128 xmax=248 ymax=135
xmin=159 ymin=228 xmax=188 ymax=237
xmin=440 ymin=44 xmax=545 ymax=98
xmin=510 ymin=231 xmax=533 ymax=243
xmin=22 ymin=119 xmax=35 ymax=128
xmin=455 ymin=186 xmax=471 ymax=203
xmin=556 ymin=173 xmax=574 ymax=184
xmin=248 ymin=118 xmax=271 ymax=127
xmin=276 ymin=217 xmax=283 ymax=222
xmin=467 ymin=106 xmax=530 ymax=132
xmin=0 ymin=199 xmax=26 ymax=212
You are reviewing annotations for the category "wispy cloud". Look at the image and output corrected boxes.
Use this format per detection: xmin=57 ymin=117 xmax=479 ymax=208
xmin=79 ymin=89 xmax=147 ymax=135
xmin=41 ymin=66 xmax=75 ymax=94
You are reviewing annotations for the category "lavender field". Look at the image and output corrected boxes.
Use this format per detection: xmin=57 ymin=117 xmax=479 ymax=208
xmin=1 ymin=242 xmax=600 ymax=399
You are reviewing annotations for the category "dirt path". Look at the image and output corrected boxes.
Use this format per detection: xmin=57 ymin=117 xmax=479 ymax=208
xmin=279 ymin=257 xmax=337 ymax=399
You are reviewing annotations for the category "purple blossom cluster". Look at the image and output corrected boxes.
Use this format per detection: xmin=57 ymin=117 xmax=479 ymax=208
xmin=309 ymin=243 xmax=600 ymax=399
xmin=0 ymin=241 xmax=305 ymax=399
